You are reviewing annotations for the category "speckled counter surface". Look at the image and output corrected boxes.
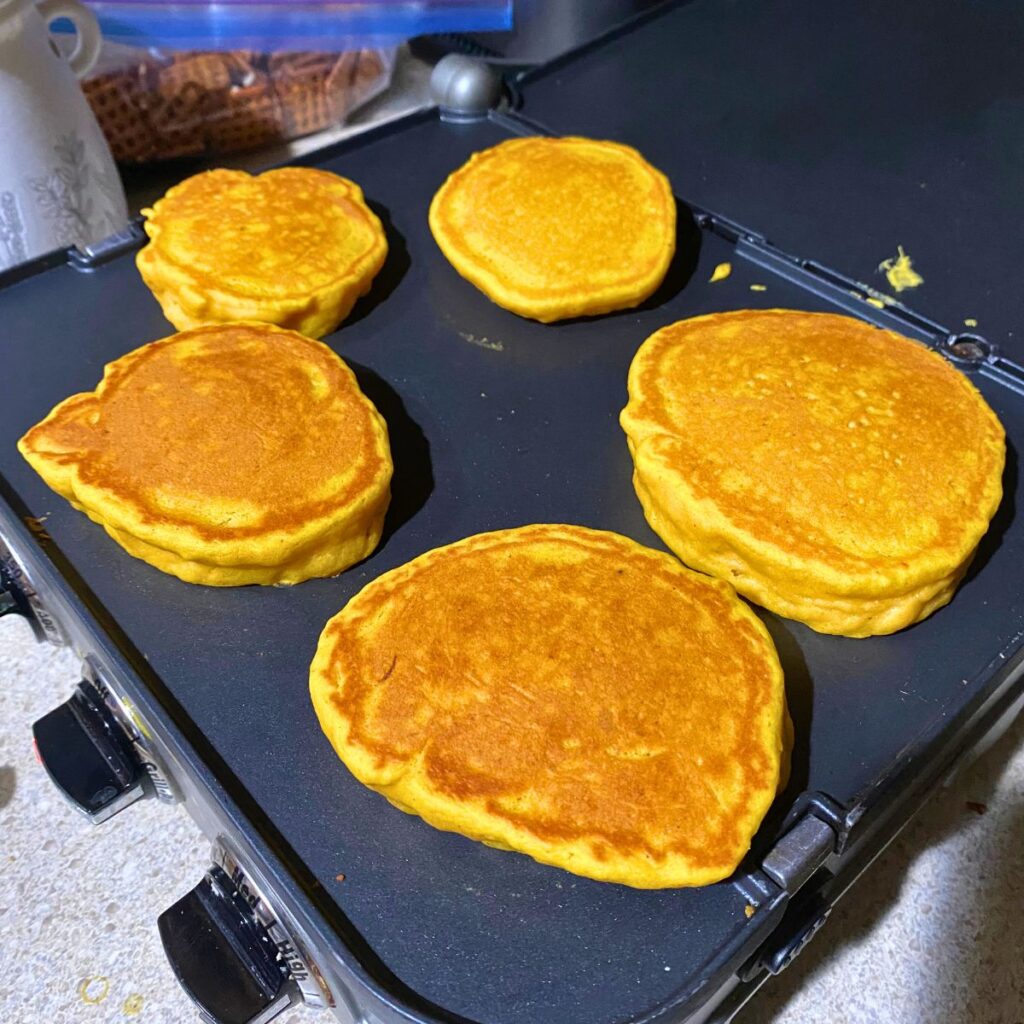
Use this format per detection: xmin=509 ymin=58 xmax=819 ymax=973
xmin=1 ymin=615 xmax=1022 ymax=1024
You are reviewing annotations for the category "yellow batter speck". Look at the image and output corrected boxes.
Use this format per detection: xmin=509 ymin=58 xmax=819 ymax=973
xmin=965 ymin=318 xmax=978 ymax=328
xmin=122 ymin=994 xmax=145 ymax=1016
xmin=866 ymin=297 xmax=886 ymax=309
xmin=709 ymin=262 xmax=732 ymax=283
xmin=878 ymin=246 xmax=923 ymax=292
xmin=750 ymin=284 xmax=767 ymax=292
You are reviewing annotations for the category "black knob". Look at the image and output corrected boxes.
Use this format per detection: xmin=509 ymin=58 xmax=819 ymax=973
xmin=1 ymin=555 xmax=45 ymax=641
xmin=159 ymin=865 xmax=297 ymax=1024
xmin=0 ymin=547 xmax=65 ymax=645
xmin=0 ymin=568 xmax=17 ymax=618
xmin=1 ymin=554 xmax=25 ymax=616
xmin=32 ymin=678 xmax=144 ymax=823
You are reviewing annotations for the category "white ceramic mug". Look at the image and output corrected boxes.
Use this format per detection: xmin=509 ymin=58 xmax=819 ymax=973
xmin=0 ymin=0 xmax=128 ymax=271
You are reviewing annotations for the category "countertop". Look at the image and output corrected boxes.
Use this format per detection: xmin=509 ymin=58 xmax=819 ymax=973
xmin=2 ymin=614 xmax=1022 ymax=1024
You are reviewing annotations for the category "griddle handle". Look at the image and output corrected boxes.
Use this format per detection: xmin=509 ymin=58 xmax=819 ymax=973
xmin=32 ymin=678 xmax=144 ymax=823
xmin=158 ymin=865 xmax=297 ymax=1024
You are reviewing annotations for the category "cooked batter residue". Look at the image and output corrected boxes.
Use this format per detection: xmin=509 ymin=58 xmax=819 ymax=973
xmin=878 ymin=246 xmax=923 ymax=292
xmin=122 ymin=993 xmax=145 ymax=1016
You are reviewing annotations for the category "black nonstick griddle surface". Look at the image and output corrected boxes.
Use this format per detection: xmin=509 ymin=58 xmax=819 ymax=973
xmin=517 ymin=0 xmax=1024 ymax=355
xmin=2 ymin=109 xmax=1023 ymax=1024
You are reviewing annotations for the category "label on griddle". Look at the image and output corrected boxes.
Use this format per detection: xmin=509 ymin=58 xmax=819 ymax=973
xmin=213 ymin=842 xmax=330 ymax=1008
xmin=0 ymin=543 xmax=66 ymax=646
xmin=86 ymin=662 xmax=178 ymax=804
xmin=139 ymin=759 xmax=175 ymax=802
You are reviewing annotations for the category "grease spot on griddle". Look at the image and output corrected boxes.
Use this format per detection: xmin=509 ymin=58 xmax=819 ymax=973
xmin=460 ymin=332 xmax=504 ymax=352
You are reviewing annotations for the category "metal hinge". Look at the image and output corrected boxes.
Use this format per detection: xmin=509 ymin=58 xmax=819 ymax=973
xmin=736 ymin=813 xmax=839 ymax=982
xmin=761 ymin=815 xmax=836 ymax=894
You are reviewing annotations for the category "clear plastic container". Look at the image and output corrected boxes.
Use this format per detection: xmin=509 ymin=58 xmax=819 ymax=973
xmin=64 ymin=0 xmax=512 ymax=161
xmin=82 ymin=44 xmax=397 ymax=161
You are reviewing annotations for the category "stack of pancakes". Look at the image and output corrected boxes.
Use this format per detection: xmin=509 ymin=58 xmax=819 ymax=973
xmin=430 ymin=136 xmax=676 ymax=321
xmin=19 ymin=323 xmax=392 ymax=586
xmin=311 ymin=525 xmax=790 ymax=888
xmin=621 ymin=310 xmax=1006 ymax=636
xmin=137 ymin=167 xmax=388 ymax=338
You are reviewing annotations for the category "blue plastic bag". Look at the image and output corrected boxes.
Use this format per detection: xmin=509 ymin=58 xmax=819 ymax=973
xmin=74 ymin=0 xmax=512 ymax=51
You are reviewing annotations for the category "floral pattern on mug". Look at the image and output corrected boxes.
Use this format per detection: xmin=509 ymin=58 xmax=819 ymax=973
xmin=0 ymin=190 xmax=28 ymax=268
xmin=27 ymin=132 xmax=123 ymax=249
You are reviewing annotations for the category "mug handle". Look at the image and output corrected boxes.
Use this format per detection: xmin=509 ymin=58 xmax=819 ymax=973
xmin=36 ymin=0 xmax=102 ymax=79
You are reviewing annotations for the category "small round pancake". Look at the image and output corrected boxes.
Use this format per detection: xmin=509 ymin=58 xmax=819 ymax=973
xmin=310 ymin=524 xmax=788 ymax=888
xmin=621 ymin=310 xmax=1006 ymax=637
xmin=429 ymin=137 xmax=676 ymax=322
xmin=18 ymin=322 xmax=392 ymax=586
xmin=137 ymin=168 xmax=388 ymax=338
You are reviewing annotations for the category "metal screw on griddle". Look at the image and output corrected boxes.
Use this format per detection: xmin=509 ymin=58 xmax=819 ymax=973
xmin=945 ymin=334 xmax=991 ymax=364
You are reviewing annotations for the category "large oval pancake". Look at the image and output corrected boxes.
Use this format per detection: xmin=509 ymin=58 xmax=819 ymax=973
xmin=429 ymin=137 xmax=676 ymax=322
xmin=310 ymin=524 xmax=788 ymax=888
xmin=137 ymin=167 xmax=388 ymax=338
xmin=621 ymin=310 xmax=1006 ymax=636
xmin=18 ymin=322 xmax=392 ymax=586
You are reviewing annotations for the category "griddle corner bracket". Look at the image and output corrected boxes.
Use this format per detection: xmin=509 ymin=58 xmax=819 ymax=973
xmin=690 ymin=206 xmax=768 ymax=248
xmin=68 ymin=218 xmax=147 ymax=271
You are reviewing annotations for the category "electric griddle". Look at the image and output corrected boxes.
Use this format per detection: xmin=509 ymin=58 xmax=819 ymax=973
xmin=3 ymin=3 xmax=1023 ymax=1022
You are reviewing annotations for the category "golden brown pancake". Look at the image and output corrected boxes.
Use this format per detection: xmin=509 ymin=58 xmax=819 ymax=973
xmin=137 ymin=167 xmax=388 ymax=338
xmin=429 ymin=137 xmax=676 ymax=322
xmin=621 ymin=310 xmax=1006 ymax=636
xmin=310 ymin=524 xmax=788 ymax=888
xmin=18 ymin=322 xmax=392 ymax=586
